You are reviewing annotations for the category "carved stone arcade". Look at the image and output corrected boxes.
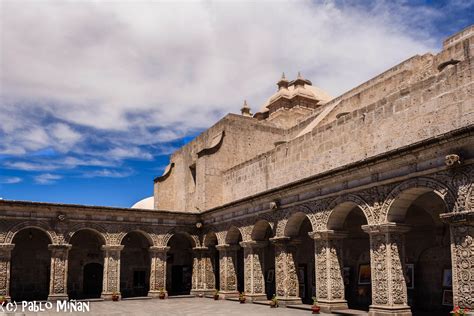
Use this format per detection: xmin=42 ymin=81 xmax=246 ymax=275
xmin=216 ymin=244 xmax=239 ymax=297
xmin=364 ymin=224 xmax=411 ymax=316
xmin=48 ymin=244 xmax=72 ymax=301
xmin=0 ymin=244 xmax=14 ymax=299
xmin=240 ymin=241 xmax=267 ymax=301
xmin=191 ymin=246 xmax=215 ymax=296
xmin=310 ymin=230 xmax=348 ymax=312
xmin=270 ymin=236 xmax=301 ymax=306
xmin=101 ymin=245 xmax=124 ymax=300
xmin=442 ymin=214 xmax=474 ymax=309
xmin=148 ymin=246 xmax=169 ymax=297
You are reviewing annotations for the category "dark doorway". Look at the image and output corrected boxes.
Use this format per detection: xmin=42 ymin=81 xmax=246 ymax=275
xmin=214 ymin=250 xmax=220 ymax=290
xmin=294 ymin=218 xmax=315 ymax=305
xmin=120 ymin=232 xmax=151 ymax=298
xmin=167 ymin=233 xmax=194 ymax=296
xmin=83 ymin=263 xmax=103 ymax=298
xmin=171 ymin=265 xmax=192 ymax=295
xmin=10 ymin=228 xmax=51 ymax=302
xmin=237 ymin=246 xmax=244 ymax=293
xmin=402 ymin=192 xmax=451 ymax=316
xmin=342 ymin=207 xmax=371 ymax=311
xmin=68 ymin=229 xmax=104 ymax=299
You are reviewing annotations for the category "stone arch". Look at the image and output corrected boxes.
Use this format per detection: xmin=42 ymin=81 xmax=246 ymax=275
xmin=118 ymin=229 xmax=153 ymax=246
xmin=65 ymin=223 xmax=107 ymax=244
xmin=10 ymin=226 xmax=52 ymax=301
xmin=203 ymin=231 xmax=218 ymax=247
xmin=163 ymin=230 xmax=198 ymax=248
xmin=6 ymin=221 xmax=55 ymax=244
xmin=284 ymin=212 xmax=313 ymax=237
xmin=251 ymin=219 xmax=273 ymax=241
xmin=383 ymin=177 xmax=456 ymax=223
xmin=326 ymin=195 xmax=372 ymax=230
xmin=275 ymin=203 xmax=318 ymax=237
xmin=225 ymin=226 xmax=242 ymax=245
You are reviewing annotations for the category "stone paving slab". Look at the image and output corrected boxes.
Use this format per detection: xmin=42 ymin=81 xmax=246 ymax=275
xmin=19 ymin=298 xmax=333 ymax=316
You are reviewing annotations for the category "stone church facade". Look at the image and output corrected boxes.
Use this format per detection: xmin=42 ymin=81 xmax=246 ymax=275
xmin=0 ymin=26 xmax=473 ymax=316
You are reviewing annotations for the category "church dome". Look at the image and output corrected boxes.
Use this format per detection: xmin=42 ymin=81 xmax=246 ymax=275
xmin=131 ymin=196 xmax=154 ymax=209
xmin=258 ymin=72 xmax=332 ymax=114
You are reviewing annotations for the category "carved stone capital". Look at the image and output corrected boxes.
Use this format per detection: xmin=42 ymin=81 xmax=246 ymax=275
xmin=149 ymin=246 xmax=170 ymax=253
xmin=48 ymin=244 xmax=72 ymax=252
xmin=0 ymin=244 xmax=14 ymax=254
xmin=269 ymin=236 xmax=290 ymax=245
xmin=239 ymin=240 xmax=268 ymax=249
xmin=362 ymin=223 xmax=411 ymax=234
xmin=192 ymin=246 xmax=209 ymax=252
xmin=309 ymin=230 xmax=348 ymax=240
xmin=215 ymin=244 xmax=240 ymax=252
xmin=440 ymin=211 xmax=474 ymax=225
xmin=101 ymin=245 xmax=124 ymax=252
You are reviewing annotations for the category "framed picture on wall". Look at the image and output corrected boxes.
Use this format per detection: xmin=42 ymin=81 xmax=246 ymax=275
xmin=405 ymin=264 xmax=414 ymax=289
xmin=442 ymin=269 xmax=452 ymax=288
xmin=358 ymin=264 xmax=371 ymax=285
xmin=442 ymin=290 xmax=453 ymax=306
xmin=266 ymin=269 xmax=274 ymax=283
xmin=343 ymin=267 xmax=351 ymax=285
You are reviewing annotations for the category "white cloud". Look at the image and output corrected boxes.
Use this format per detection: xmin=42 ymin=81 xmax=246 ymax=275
xmin=0 ymin=176 xmax=22 ymax=184
xmin=81 ymin=169 xmax=133 ymax=178
xmin=106 ymin=147 xmax=153 ymax=160
xmin=34 ymin=173 xmax=62 ymax=184
xmin=0 ymin=0 xmax=457 ymax=172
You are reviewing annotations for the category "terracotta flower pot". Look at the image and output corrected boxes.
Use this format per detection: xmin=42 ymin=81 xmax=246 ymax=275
xmin=311 ymin=305 xmax=320 ymax=314
xmin=214 ymin=295 xmax=219 ymax=300
xmin=112 ymin=296 xmax=119 ymax=302
xmin=239 ymin=298 xmax=246 ymax=304
xmin=159 ymin=294 xmax=166 ymax=299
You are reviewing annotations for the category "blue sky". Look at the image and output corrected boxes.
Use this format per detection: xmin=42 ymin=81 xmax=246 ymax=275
xmin=0 ymin=0 xmax=473 ymax=207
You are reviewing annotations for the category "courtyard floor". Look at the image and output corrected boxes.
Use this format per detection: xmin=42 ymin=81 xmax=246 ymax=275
xmin=18 ymin=298 xmax=332 ymax=316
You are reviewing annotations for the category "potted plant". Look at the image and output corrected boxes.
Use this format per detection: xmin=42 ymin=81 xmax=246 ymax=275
xmin=311 ymin=297 xmax=320 ymax=314
xmin=239 ymin=292 xmax=246 ymax=304
xmin=159 ymin=288 xmax=166 ymax=299
xmin=269 ymin=294 xmax=278 ymax=308
xmin=0 ymin=295 xmax=7 ymax=306
xmin=451 ymin=307 xmax=470 ymax=316
xmin=213 ymin=290 xmax=219 ymax=300
xmin=111 ymin=292 xmax=120 ymax=301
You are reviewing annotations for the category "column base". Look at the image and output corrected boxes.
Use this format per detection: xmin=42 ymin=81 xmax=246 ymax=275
xmin=276 ymin=296 xmax=302 ymax=307
xmin=48 ymin=294 xmax=68 ymax=301
xmin=368 ymin=305 xmax=412 ymax=316
xmin=245 ymin=294 xmax=267 ymax=302
xmin=148 ymin=290 xmax=167 ymax=298
xmin=190 ymin=289 xmax=215 ymax=297
xmin=218 ymin=291 xmax=239 ymax=299
xmin=318 ymin=299 xmax=348 ymax=313
xmin=101 ymin=292 xmax=121 ymax=301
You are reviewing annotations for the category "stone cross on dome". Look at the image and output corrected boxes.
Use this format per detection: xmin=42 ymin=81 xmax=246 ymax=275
xmin=291 ymin=71 xmax=312 ymax=87
xmin=277 ymin=72 xmax=289 ymax=90
xmin=240 ymin=100 xmax=253 ymax=117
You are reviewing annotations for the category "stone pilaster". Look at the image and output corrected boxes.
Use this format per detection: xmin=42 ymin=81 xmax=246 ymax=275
xmin=191 ymin=246 xmax=215 ymax=296
xmin=0 ymin=244 xmax=14 ymax=300
xmin=48 ymin=244 xmax=72 ymax=301
xmin=363 ymin=224 xmax=411 ymax=316
xmin=440 ymin=212 xmax=474 ymax=309
xmin=310 ymin=230 xmax=348 ymax=312
xmin=240 ymin=240 xmax=267 ymax=302
xmin=148 ymin=246 xmax=169 ymax=298
xmin=270 ymin=236 xmax=301 ymax=306
xmin=216 ymin=244 xmax=239 ymax=298
xmin=101 ymin=245 xmax=124 ymax=300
